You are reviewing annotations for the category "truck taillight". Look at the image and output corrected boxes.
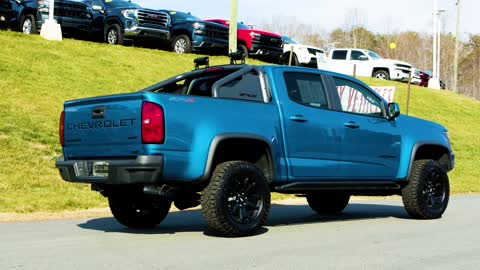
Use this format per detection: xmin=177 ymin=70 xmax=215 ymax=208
xmin=59 ymin=111 xmax=65 ymax=147
xmin=141 ymin=102 xmax=165 ymax=144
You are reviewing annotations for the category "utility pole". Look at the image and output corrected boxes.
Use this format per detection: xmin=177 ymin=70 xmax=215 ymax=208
xmin=453 ymin=0 xmax=461 ymax=93
xmin=229 ymin=0 xmax=238 ymax=54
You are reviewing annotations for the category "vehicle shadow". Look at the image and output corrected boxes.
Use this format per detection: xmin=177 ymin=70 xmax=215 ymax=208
xmin=77 ymin=202 xmax=410 ymax=237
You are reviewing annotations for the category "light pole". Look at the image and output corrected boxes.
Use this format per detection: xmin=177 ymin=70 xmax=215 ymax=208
xmin=436 ymin=9 xmax=446 ymax=80
xmin=228 ymin=0 xmax=238 ymax=54
xmin=40 ymin=0 xmax=62 ymax=41
xmin=428 ymin=0 xmax=444 ymax=90
xmin=453 ymin=0 xmax=461 ymax=93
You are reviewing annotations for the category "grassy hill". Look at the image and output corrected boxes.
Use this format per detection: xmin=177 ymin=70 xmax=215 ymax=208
xmin=0 ymin=31 xmax=478 ymax=213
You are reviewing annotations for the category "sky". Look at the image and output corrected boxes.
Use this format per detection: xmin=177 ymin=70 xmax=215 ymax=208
xmin=136 ymin=0 xmax=477 ymax=39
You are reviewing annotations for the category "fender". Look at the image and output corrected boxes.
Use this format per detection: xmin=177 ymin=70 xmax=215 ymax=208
xmin=403 ymin=142 xmax=453 ymax=181
xmin=200 ymin=133 xmax=276 ymax=182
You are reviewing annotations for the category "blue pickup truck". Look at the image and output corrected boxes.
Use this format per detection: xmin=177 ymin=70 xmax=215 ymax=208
xmin=56 ymin=59 xmax=454 ymax=237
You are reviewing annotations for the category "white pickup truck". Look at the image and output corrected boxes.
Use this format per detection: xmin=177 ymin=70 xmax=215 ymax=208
xmin=282 ymin=36 xmax=325 ymax=67
xmin=325 ymin=48 xmax=412 ymax=81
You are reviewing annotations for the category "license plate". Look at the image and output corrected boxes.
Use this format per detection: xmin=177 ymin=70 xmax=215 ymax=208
xmin=93 ymin=162 xmax=109 ymax=177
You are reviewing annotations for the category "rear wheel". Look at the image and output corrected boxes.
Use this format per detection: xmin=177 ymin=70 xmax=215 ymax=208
xmin=402 ymin=160 xmax=449 ymax=219
xmin=105 ymin=24 xmax=124 ymax=45
xmin=306 ymin=192 xmax=350 ymax=215
xmin=20 ymin=15 xmax=37 ymax=35
xmin=201 ymin=161 xmax=271 ymax=237
xmin=109 ymin=194 xmax=171 ymax=229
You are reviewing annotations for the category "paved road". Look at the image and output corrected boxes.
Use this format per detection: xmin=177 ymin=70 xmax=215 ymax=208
xmin=0 ymin=195 xmax=479 ymax=270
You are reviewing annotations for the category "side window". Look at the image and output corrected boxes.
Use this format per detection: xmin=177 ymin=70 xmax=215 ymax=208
xmin=350 ymin=50 xmax=366 ymax=60
xmin=216 ymin=72 xmax=264 ymax=102
xmin=332 ymin=50 xmax=348 ymax=60
xmin=334 ymin=77 xmax=384 ymax=118
xmin=284 ymin=72 xmax=329 ymax=109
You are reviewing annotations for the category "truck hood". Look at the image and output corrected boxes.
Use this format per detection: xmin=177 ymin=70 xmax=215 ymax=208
xmin=243 ymin=29 xmax=281 ymax=39
xmin=284 ymin=43 xmax=323 ymax=53
xmin=374 ymin=58 xmax=412 ymax=68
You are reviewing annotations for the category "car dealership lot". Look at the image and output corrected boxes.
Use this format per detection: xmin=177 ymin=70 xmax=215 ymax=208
xmin=0 ymin=195 xmax=479 ymax=270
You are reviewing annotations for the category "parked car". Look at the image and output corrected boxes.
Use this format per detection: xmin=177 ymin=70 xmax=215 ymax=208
xmin=205 ymin=19 xmax=283 ymax=62
xmin=159 ymin=10 xmax=229 ymax=54
xmin=37 ymin=0 xmax=170 ymax=45
xmin=56 ymin=57 xmax=454 ymax=237
xmin=0 ymin=0 xmax=40 ymax=34
xmin=419 ymin=71 xmax=446 ymax=90
xmin=281 ymin=35 xmax=324 ymax=67
xmin=326 ymin=48 xmax=412 ymax=81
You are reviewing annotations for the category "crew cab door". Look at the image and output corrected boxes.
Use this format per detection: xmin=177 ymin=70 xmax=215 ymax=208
xmin=275 ymin=70 xmax=343 ymax=179
xmin=327 ymin=76 xmax=401 ymax=179
xmin=349 ymin=50 xmax=373 ymax=77
xmin=328 ymin=49 xmax=355 ymax=76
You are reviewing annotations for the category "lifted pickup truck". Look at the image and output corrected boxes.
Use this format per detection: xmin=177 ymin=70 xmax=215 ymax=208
xmin=37 ymin=0 xmax=169 ymax=45
xmin=56 ymin=58 xmax=454 ymax=237
xmin=327 ymin=48 xmax=412 ymax=81
xmin=205 ymin=19 xmax=283 ymax=62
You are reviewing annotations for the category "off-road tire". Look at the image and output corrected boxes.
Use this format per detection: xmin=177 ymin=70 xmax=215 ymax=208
xmin=402 ymin=159 xmax=450 ymax=219
xmin=105 ymin=24 xmax=124 ymax=45
xmin=306 ymin=192 xmax=350 ymax=215
xmin=201 ymin=161 xmax=271 ymax=237
xmin=172 ymin=35 xmax=192 ymax=54
xmin=373 ymin=70 xmax=390 ymax=80
xmin=20 ymin=15 xmax=37 ymax=35
xmin=109 ymin=194 xmax=171 ymax=229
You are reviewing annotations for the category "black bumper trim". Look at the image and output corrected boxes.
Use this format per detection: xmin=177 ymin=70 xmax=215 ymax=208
xmin=56 ymin=156 xmax=164 ymax=184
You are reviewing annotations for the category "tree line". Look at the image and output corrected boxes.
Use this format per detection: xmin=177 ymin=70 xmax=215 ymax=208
xmin=262 ymin=19 xmax=480 ymax=100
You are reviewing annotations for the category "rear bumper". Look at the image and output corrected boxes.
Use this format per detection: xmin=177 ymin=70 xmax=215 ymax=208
xmin=56 ymin=156 xmax=164 ymax=184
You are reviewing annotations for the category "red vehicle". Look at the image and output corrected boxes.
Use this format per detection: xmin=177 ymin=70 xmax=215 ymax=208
xmin=205 ymin=19 xmax=283 ymax=62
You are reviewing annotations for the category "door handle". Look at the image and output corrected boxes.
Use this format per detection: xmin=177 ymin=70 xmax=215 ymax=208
xmin=290 ymin=115 xmax=307 ymax=122
xmin=344 ymin=121 xmax=360 ymax=129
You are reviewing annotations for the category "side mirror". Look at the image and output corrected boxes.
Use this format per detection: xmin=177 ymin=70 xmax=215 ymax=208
xmin=92 ymin=5 xmax=104 ymax=12
xmin=358 ymin=55 xmax=368 ymax=61
xmin=387 ymin=102 xmax=401 ymax=120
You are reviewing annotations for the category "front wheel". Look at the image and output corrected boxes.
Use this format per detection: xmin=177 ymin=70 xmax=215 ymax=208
xmin=201 ymin=161 xmax=271 ymax=237
xmin=373 ymin=70 xmax=390 ymax=80
xmin=402 ymin=160 xmax=450 ymax=219
xmin=282 ymin=52 xmax=299 ymax=66
xmin=105 ymin=24 xmax=124 ymax=45
xmin=109 ymin=194 xmax=171 ymax=229
xmin=172 ymin=35 xmax=192 ymax=54
xmin=20 ymin=15 xmax=37 ymax=35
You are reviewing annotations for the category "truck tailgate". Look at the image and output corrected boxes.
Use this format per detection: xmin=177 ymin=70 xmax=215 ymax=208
xmin=63 ymin=93 xmax=144 ymax=159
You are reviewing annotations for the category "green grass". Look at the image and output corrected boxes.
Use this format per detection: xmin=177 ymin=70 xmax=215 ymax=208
xmin=0 ymin=31 xmax=478 ymax=213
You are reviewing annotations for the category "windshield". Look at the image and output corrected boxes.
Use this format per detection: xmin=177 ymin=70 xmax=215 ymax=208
xmin=102 ymin=0 xmax=140 ymax=8
xmin=282 ymin=36 xmax=298 ymax=44
xmin=167 ymin=11 xmax=201 ymax=23
xmin=368 ymin=51 xmax=382 ymax=60
xmin=236 ymin=22 xmax=251 ymax=30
